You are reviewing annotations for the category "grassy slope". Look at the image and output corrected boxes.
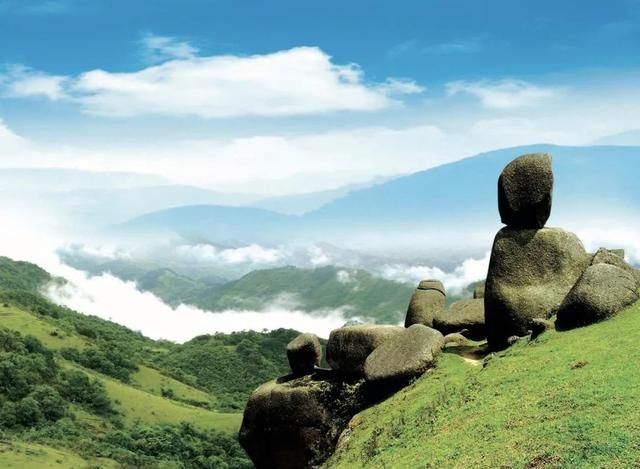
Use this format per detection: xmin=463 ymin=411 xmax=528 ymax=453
xmin=0 ymin=440 xmax=117 ymax=469
xmin=0 ymin=303 xmax=241 ymax=434
xmin=328 ymin=302 xmax=640 ymax=468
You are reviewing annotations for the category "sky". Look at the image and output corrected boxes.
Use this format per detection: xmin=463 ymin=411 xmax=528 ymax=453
xmin=1 ymin=0 xmax=640 ymax=194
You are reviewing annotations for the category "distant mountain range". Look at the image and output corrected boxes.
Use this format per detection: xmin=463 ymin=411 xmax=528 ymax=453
xmin=114 ymin=144 xmax=640 ymax=258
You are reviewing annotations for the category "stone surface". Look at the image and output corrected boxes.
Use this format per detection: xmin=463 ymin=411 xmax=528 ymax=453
xmin=498 ymin=153 xmax=553 ymax=228
xmin=433 ymin=298 xmax=486 ymax=340
xmin=591 ymin=248 xmax=640 ymax=286
xmin=556 ymin=263 xmax=640 ymax=329
xmin=473 ymin=281 xmax=486 ymax=299
xmin=405 ymin=280 xmax=446 ymax=327
xmin=239 ymin=372 xmax=368 ymax=469
xmin=485 ymin=227 xmax=590 ymax=348
xmin=443 ymin=332 xmax=469 ymax=346
xmin=529 ymin=318 xmax=554 ymax=339
xmin=417 ymin=279 xmax=446 ymax=294
xmin=287 ymin=333 xmax=322 ymax=375
xmin=326 ymin=325 xmax=404 ymax=376
xmin=364 ymin=324 xmax=444 ymax=384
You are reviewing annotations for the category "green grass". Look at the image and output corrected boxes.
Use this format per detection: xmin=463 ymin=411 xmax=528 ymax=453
xmin=132 ymin=364 xmax=214 ymax=405
xmin=61 ymin=361 xmax=241 ymax=433
xmin=327 ymin=301 xmax=640 ymax=469
xmin=0 ymin=305 xmax=88 ymax=350
xmin=0 ymin=440 xmax=118 ymax=468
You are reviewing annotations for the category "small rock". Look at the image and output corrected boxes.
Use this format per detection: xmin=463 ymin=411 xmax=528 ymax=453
xmin=405 ymin=280 xmax=446 ymax=327
xmin=529 ymin=318 xmax=553 ymax=339
xmin=364 ymin=325 xmax=444 ymax=384
xmin=443 ymin=332 xmax=469 ymax=346
xmin=326 ymin=325 xmax=404 ymax=376
xmin=497 ymin=153 xmax=553 ymax=228
xmin=287 ymin=333 xmax=322 ymax=375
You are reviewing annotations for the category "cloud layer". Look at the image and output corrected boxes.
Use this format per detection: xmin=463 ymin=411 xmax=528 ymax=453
xmin=3 ymin=46 xmax=421 ymax=118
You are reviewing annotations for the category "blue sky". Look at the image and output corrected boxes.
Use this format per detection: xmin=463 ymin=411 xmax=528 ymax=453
xmin=1 ymin=0 xmax=640 ymax=193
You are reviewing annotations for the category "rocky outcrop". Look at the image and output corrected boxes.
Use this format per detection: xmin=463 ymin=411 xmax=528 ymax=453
xmin=287 ymin=333 xmax=322 ymax=375
xmin=556 ymin=263 xmax=639 ymax=329
xmin=326 ymin=325 xmax=404 ymax=376
xmin=498 ymin=153 xmax=553 ymax=229
xmin=485 ymin=227 xmax=589 ymax=348
xmin=433 ymin=298 xmax=485 ymax=340
xmin=239 ymin=372 xmax=369 ymax=469
xmin=404 ymin=280 xmax=446 ymax=327
xmin=364 ymin=325 xmax=443 ymax=384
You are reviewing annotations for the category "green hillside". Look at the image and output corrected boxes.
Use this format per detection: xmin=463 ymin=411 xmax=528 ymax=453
xmin=0 ymin=255 xmax=308 ymax=468
xmin=327 ymin=301 xmax=640 ymax=468
xmin=59 ymin=252 xmax=416 ymax=323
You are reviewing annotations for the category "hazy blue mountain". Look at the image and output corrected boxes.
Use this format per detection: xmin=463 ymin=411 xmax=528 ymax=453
xmin=118 ymin=204 xmax=296 ymax=244
xmin=113 ymin=144 xmax=640 ymax=255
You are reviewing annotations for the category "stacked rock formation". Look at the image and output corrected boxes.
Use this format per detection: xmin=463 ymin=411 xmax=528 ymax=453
xmin=485 ymin=153 xmax=640 ymax=348
xmin=241 ymin=320 xmax=447 ymax=468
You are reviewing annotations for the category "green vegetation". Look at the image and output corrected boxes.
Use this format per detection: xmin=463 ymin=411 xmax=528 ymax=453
xmin=155 ymin=329 xmax=301 ymax=411
xmin=327 ymin=301 xmax=640 ymax=468
xmin=61 ymin=251 xmax=417 ymax=323
xmin=0 ymin=256 xmax=255 ymax=467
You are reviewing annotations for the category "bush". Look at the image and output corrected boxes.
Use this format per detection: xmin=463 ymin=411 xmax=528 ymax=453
xmin=57 ymin=371 xmax=113 ymax=416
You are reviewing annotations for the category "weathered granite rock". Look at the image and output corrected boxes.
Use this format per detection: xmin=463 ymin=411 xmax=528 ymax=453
xmin=485 ymin=227 xmax=590 ymax=348
xmin=473 ymin=281 xmax=486 ymax=299
xmin=326 ymin=325 xmax=404 ymax=376
xmin=433 ymin=298 xmax=486 ymax=340
xmin=239 ymin=372 xmax=368 ymax=469
xmin=364 ymin=325 xmax=443 ymax=384
xmin=287 ymin=333 xmax=322 ymax=375
xmin=443 ymin=332 xmax=469 ymax=346
xmin=591 ymin=248 xmax=640 ymax=286
xmin=556 ymin=263 xmax=640 ymax=329
xmin=529 ymin=318 xmax=554 ymax=339
xmin=498 ymin=153 xmax=553 ymax=228
xmin=405 ymin=280 xmax=446 ymax=327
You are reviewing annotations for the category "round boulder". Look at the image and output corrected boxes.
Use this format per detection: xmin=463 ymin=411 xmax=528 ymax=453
xmin=326 ymin=325 xmax=404 ymax=376
xmin=556 ymin=263 xmax=640 ymax=329
xmin=591 ymin=248 xmax=640 ymax=286
xmin=364 ymin=324 xmax=444 ymax=384
xmin=405 ymin=280 xmax=446 ymax=327
xmin=433 ymin=298 xmax=486 ymax=340
xmin=485 ymin=227 xmax=590 ymax=348
xmin=287 ymin=333 xmax=322 ymax=375
xmin=498 ymin=153 xmax=553 ymax=229
xmin=443 ymin=332 xmax=469 ymax=346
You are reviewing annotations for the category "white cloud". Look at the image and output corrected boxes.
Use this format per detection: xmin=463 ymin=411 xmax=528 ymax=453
xmin=175 ymin=243 xmax=285 ymax=265
xmin=1 ymin=65 xmax=68 ymax=100
xmin=336 ymin=269 xmax=354 ymax=284
xmin=140 ymin=33 xmax=199 ymax=64
xmin=377 ymin=252 xmax=490 ymax=294
xmin=45 ymin=271 xmax=351 ymax=342
xmin=446 ymin=79 xmax=560 ymax=109
xmin=7 ymin=46 xmax=417 ymax=118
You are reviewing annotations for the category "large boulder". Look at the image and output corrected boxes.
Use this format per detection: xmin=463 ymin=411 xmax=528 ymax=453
xmin=485 ymin=227 xmax=590 ymax=348
xmin=433 ymin=298 xmax=486 ymax=340
xmin=498 ymin=153 xmax=553 ymax=229
xmin=239 ymin=373 xmax=368 ymax=469
xmin=326 ymin=325 xmax=404 ymax=376
xmin=287 ymin=333 xmax=322 ymax=375
xmin=364 ymin=325 xmax=444 ymax=384
xmin=404 ymin=280 xmax=446 ymax=327
xmin=556 ymin=263 xmax=640 ymax=329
